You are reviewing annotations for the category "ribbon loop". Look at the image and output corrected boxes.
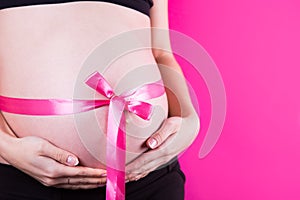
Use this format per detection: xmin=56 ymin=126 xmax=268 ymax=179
xmin=126 ymin=101 xmax=153 ymax=120
xmin=85 ymin=71 xmax=115 ymax=98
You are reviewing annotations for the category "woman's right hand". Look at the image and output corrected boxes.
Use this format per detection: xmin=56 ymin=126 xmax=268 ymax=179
xmin=2 ymin=135 xmax=107 ymax=190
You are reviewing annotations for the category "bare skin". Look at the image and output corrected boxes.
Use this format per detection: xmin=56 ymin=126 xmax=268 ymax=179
xmin=0 ymin=1 xmax=168 ymax=166
xmin=0 ymin=1 xmax=168 ymax=189
xmin=0 ymin=0 xmax=200 ymax=189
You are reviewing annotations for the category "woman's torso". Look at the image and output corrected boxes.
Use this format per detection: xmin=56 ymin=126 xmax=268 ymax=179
xmin=0 ymin=1 xmax=168 ymax=168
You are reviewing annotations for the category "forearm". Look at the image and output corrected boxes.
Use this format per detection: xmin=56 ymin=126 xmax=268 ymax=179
xmin=155 ymin=52 xmax=200 ymax=142
xmin=155 ymin=52 xmax=198 ymax=118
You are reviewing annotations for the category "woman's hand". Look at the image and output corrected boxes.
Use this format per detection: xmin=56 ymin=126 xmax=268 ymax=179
xmin=1 ymin=135 xmax=107 ymax=190
xmin=126 ymin=114 xmax=200 ymax=181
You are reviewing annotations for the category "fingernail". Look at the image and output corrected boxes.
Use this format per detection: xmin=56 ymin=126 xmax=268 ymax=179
xmin=101 ymin=173 xmax=107 ymax=177
xmin=125 ymin=179 xmax=130 ymax=183
xmin=67 ymin=155 xmax=79 ymax=166
xmin=148 ymin=138 xmax=158 ymax=149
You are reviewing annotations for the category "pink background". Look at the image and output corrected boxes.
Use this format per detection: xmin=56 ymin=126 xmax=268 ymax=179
xmin=170 ymin=0 xmax=300 ymax=199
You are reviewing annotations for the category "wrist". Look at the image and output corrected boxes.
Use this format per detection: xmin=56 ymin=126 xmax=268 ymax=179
xmin=0 ymin=131 xmax=18 ymax=161
xmin=178 ymin=112 xmax=200 ymax=149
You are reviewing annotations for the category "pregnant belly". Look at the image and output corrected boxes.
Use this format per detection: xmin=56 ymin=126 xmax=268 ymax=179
xmin=1 ymin=50 xmax=169 ymax=169
xmin=1 ymin=93 xmax=168 ymax=169
xmin=0 ymin=48 xmax=169 ymax=169
xmin=0 ymin=46 xmax=169 ymax=169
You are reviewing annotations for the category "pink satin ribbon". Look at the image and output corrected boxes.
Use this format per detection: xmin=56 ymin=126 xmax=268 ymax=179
xmin=0 ymin=71 xmax=165 ymax=200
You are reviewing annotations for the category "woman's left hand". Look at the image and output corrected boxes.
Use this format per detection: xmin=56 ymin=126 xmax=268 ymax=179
xmin=126 ymin=114 xmax=200 ymax=181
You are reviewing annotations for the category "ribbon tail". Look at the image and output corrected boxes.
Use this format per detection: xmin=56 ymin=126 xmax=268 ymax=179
xmin=116 ymin=113 xmax=126 ymax=199
xmin=106 ymin=98 xmax=126 ymax=200
xmin=0 ymin=96 xmax=110 ymax=115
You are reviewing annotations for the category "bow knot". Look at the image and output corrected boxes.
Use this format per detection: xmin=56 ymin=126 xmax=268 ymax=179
xmin=85 ymin=71 xmax=154 ymax=120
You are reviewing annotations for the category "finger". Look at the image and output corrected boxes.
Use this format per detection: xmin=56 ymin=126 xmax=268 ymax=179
xmin=126 ymin=150 xmax=162 ymax=176
xmin=126 ymin=155 xmax=174 ymax=181
xmin=129 ymin=172 xmax=149 ymax=182
xmin=41 ymin=141 xmax=79 ymax=167
xmin=131 ymin=132 xmax=177 ymax=168
xmin=126 ymin=134 xmax=178 ymax=179
xmin=52 ymin=176 xmax=107 ymax=186
xmin=53 ymin=165 xmax=107 ymax=178
xmin=146 ymin=117 xmax=182 ymax=149
xmin=54 ymin=184 xmax=104 ymax=190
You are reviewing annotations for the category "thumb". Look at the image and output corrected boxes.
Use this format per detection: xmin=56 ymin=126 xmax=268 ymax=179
xmin=43 ymin=141 xmax=79 ymax=166
xmin=147 ymin=117 xmax=181 ymax=149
